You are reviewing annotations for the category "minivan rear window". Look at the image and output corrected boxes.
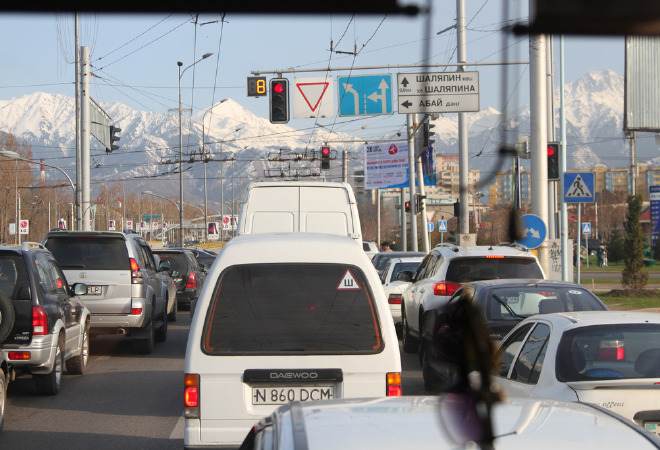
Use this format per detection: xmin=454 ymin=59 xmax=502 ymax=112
xmin=202 ymin=263 xmax=383 ymax=355
xmin=446 ymin=257 xmax=543 ymax=283
xmin=45 ymin=237 xmax=129 ymax=270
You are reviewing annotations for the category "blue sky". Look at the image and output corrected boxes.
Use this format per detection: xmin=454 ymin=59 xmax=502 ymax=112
xmin=0 ymin=4 xmax=623 ymax=136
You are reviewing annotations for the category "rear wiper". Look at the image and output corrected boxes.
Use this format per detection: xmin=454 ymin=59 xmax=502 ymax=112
xmin=492 ymin=294 xmax=525 ymax=320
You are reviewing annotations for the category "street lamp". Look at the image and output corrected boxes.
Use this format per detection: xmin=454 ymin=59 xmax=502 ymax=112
xmin=1 ymin=149 xmax=77 ymax=238
xmin=178 ymin=52 xmax=213 ymax=247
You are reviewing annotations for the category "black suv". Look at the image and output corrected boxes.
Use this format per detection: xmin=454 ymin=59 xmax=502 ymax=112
xmin=0 ymin=243 xmax=91 ymax=426
xmin=153 ymin=249 xmax=206 ymax=311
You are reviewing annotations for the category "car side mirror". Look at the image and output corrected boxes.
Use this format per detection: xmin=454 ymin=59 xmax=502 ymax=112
xmin=396 ymin=271 xmax=415 ymax=283
xmin=71 ymin=283 xmax=88 ymax=296
xmin=158 ymin=260 xmax=172 ymax=273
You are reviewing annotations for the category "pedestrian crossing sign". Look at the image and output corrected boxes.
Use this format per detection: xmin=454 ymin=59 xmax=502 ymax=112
xmin=582 ymin=222 xmax=592 ymax=235
xmin=563 ymin=172 xmax=594 ymax=203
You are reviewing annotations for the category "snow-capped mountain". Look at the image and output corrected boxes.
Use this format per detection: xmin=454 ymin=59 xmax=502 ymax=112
xmin=0 ymin=70 xmax=654 ymax=202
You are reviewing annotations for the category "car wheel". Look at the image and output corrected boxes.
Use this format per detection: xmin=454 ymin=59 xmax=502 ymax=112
xmin=155 ymin=310 xmax=168 ymax=343
xmin=402 ymin=308 xmax=419 ymax=354
xmin=66 ymin=321 xmax=90 ymax=375
xmin=0 ymin=293 xmax=16 ymax=344
xmin=0 ymin=368 xmax=6 ymax=431
xmin=167 ymin=298 xmax=177 ymax=322
xmin=35 ymin=334 xmax=64 ymax=395
xmin=134 ymin=321 xmax=155 ymax=355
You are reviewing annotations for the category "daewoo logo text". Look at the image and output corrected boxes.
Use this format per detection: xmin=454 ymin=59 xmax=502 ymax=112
xmin=269 ymin=372 xmax=319 ymax=380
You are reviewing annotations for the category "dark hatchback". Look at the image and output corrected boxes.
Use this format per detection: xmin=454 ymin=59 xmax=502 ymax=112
xmin=153 ymin=249 xmax=206 ymax=310
xmin=419 ymin=279 xmax=607 ymax=392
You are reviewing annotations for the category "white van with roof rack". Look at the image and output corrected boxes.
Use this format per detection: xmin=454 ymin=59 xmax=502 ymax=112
xmin=184 ymin=233 xmax=400 ymax=449
xmin=238 ymin=181 xmax=362 ymax=241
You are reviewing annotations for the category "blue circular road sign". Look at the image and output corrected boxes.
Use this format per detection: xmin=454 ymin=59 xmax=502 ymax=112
xmin=515 ymin=214 xmax=547 ymax=249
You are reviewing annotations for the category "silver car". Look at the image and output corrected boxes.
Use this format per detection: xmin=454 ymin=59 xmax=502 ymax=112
xmin=44 ymin=231 xmax=171 ymax=354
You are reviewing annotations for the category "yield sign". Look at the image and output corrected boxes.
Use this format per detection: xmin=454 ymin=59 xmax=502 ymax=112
xmin=292 ymin=76 xmax=335 ymax=119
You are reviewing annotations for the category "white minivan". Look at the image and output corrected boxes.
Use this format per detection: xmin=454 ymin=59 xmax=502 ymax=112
xmin=184 ymin=233 xmax=401 ymax=449
xmin=238 ymin=181 xmax=362 ymax=241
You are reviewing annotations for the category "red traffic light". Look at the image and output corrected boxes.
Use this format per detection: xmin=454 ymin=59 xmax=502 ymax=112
xmin=273 ymin=82 xmax=285 ymax=94
xmin=547 ymin=145 xmax=555 ymax=157
xmin=321 ymin=146 xmax=330 ymax=157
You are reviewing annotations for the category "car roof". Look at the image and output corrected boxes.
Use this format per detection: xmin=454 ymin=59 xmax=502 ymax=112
xmin=467 ymin=279 xmax=579 ymax=288
xmin=540 ymin=311 xmax=660 ymax=327
xmin=387 ymin=256 xmax=424 ymax=264
xmin=376 ymin=251 xmax=426 ymax=259
xmin=273 ymin=396 xmax=653 ymax=450
xmin=219 ymin=233 xmax=367 ymax=265
xmin=249 ymin=181 xmax=351 ymax=189
xmin=46 ymin=230 xmax=127 ymax=239
xmin=433 ymin=244 xmax=535 ymax=257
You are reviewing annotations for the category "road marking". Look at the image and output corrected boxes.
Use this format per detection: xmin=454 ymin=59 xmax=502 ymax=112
xmin=169 ymin=415 xmax=184 ymax=439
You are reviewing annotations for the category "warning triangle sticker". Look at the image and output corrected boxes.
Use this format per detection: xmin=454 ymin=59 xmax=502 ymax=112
xmin=566 ymin=175 xmax=593 ymax=198
xmin=337 ymin=269 xmax=360 ymax=291
xmin=296 ymin=82 xmax=329 ymax=112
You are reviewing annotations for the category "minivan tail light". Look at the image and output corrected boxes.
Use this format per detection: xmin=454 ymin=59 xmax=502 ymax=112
xmin=386 ymin=372 xmax=402 ymax=397
xmin=32 ymin=306 xmax=49 ymax=336
xmin=129 ymin=257 xmax=143 ymax=284
xmin=388 ymin=294 xmax=402 ymax=305
xmin=185 ymin=272 xmax=197 ymax=289
xmin=433 ymin=281 xmax=461 ymax=296
xmin=184 ymin=373 xmax=200 ymax=418
xmin=598 ymin=340 xmax=625 ymax=361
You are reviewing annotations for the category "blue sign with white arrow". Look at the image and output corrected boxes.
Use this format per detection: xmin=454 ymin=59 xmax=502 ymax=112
xmin=337 ymin=74 xmax=393 ymax=117
xmin=427 ymin=222 xmax=434 ymax=233
xmin=516 ymin=214 xmax=547 ymax=250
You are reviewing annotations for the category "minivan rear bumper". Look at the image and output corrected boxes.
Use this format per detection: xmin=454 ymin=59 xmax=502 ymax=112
xmin=185 ymin=418 xmax=255 ymax=449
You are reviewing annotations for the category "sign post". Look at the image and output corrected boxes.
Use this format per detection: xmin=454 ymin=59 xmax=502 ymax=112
xmin=582 ymin=222 xmax=592 ymax=268
xmin=564 ymin=172 xmax=595 ymax=284
xmin=396 ymin=72 xmax=480 ymax=114
xmin=437 ymin=219 xmax=447 ymax=244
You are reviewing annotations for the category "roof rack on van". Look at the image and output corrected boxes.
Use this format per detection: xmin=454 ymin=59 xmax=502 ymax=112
xmin=433 ymin=242 xmax=460 ymax=252
xmin=21 ymin=241 xmax=46 ymax=251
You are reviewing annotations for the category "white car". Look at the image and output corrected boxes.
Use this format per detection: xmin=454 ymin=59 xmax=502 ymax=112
xmin=380 ymin=256 xmax=423 ymax=327
xmin=496 ymin=311 xmax=660 ymax=434
xmin=401 ymin=244 xmax=544 ymax=353
xmin=241 ymin=396 xmax=660 ymax=450
xmin=183 ymin=233 xmax=401 ymax=449
xmin=362 ymin=241 xmax=379 ymax=259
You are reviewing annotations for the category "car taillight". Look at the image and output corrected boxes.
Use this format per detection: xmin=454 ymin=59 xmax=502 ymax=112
xmin=32 ymin=306 xmax=49 ymax=336
xmin=598 ymin=340 xmax=625 ymax=361
xmin=8 ymin=351 xmax=31 ymax=360
xmin=386 ymin=372 xmax=402 ymax=396
xmin=130 ymin=257 xmax=143 ymax=284
xmin=388 ymin=294 xmax=402 ymax=305
xmin=184 ymin=373 xmax=200 ymax=418
xmin=130 ymin=307 xmax=143 ymax=316
xmin=433 ymin=281 xmax=461 ymax=296
xmin=185 ymin=272 xmax=197 ymax=289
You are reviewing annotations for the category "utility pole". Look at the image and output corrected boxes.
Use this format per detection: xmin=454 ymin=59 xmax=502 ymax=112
xmin=220 ymin=163 xmax=224 ymax=241
xmin=407 ymin=114 xmax=418 ymax=251
xmin=530 ymin=27 xmax=549 ymax=272
xmin=559 ymin=36 xmax=569 ymax=281
xmin=376 ymin=189 xmax=381 ymax=249
xmin=400 ymin=189 xmax=407 ymax=251
xmin=416 ymin=153 xmax=430 ymax=252
xmin=546 ymin=36 xmax=557 ymax=240
xmin=342 ymin=150 xmax=349 ymax=182
xmin=629 ymin=132 xmax=637 ymax=196
xmin=177 ymin=61 xmax=184 ymax=246
xmin=203 ymin=155 xmax=209 ymax=242
xmin=456 ymin=0 xmax=470 ymax=235
xmin=80 ymin=46 xmax=91 ymax=231
xmin=74 ymin=13 xmax=81 ymax=231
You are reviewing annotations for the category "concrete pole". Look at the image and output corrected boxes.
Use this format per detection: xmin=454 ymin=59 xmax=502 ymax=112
xmin=456 ymin=0 xmax=470 ymax=235
xmin=204 ymin=159 xmax=208 ymax=242
xmin=220 ymin=164 xmax=224 ymax=241
xmin=407 ymin=114 xmax=418 ymax=251
xmin=529 ymin=30 xmax=549 ymax=272
xmin=48 ymin=201 xmax=51 ymax=231
xmin=630 ymin=133 xmax=637 ymax=196
xmin=342 ymin=150 xmax=349 ymax=183
xmin=376 ymin=189 xmax=381 ymax=248
xmin=177 ymin=62 xmax=184 ymax=246
xmin=546 ymin=36 xmax=557 ymax=240
xmin=74 ymin=13 xmax=81 ymax=232
xmin=417 ymin=155 xmax=430 ymax=252
xmin=560 ymin=36 xmax=569 ymax=281
xmin=80 ymin=46 xmax=91 ymax=231
xmin=400 ymin=189 xmax=407 ymax=251
xmin=577 ymin=203 xmax=581 ymax=284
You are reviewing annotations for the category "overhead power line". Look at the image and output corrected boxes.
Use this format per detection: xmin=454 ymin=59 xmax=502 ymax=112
xmin=94 ymin=14 xmax=173 ymax=62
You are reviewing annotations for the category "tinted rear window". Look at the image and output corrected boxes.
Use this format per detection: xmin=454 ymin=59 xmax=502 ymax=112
xmin=556 ymin=324 xmax=660 ymax=381
xmin=202 ymin=263 xmax=383 ymax=355
xmin=487 ymin=286 xmax=605 ymax=319
xmin=391 ymin=262 xmax=421 ymax=281
xmin=0 ymin=253 xmax=29 ymax=299
xmin=154 ymin=252 xmax=189 ymax=273
xmin=446 ymin=257 xmax=543 ymax=283
xmin=45 ymin=237 xmax=129 ymax=270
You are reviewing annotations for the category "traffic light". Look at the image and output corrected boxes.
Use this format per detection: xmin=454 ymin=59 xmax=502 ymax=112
xmin=269 ymin=78 xmax=289 ymax=124
xmin=321 ymin=146 xmax=331 ymax=170
xmin=453 ymin=201 xmax=460 ymax=218
xmin=415 ymin=193 xmax=426 ymax=212
xmin=404 ymin=201 xmax=411 ymax=213
xmin=547 ymin=142 xmax=559 ymax=180
xmin=422 ymin=122 xmax=436 ymax=148
xmin=108 ymin=125 xmax=121 ymax=153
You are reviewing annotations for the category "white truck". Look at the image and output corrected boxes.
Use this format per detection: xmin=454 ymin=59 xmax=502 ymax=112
xmin=238 ymin=181 xmax=362 ymax=241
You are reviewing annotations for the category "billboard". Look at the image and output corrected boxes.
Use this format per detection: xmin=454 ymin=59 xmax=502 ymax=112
xmin=364 ymin=142 xmax=410 ymax=190
xmin=625 ymin=36 xmax=660 ymax=132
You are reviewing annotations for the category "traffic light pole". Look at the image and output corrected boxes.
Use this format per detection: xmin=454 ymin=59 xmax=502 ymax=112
xmin=80 ymin=46 xmax=92 ymax=231
xmin=559 ymin=36 xmax=569 ymax=281
xmin=407 ymin=114 xmax=418 ymax=252
xmin=400 ymin=189 xmax=407 ymax=251
xmin=416 ymin=154 xmax=430 ymax=253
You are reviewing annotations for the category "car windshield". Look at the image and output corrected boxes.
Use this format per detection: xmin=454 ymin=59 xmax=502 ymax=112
xmin=487 ymin=286 xmax=605 ymax=319
xmin=45 ymin=236 xmax=129 ymax=270
xmin=202 ymin=263 xmax=382 ymax=355
xmin=446 ymin=257 xmax=543 ymax=283
xmin=0 ymin=252 xmax=29 ymax=300
xmin=556 ymin=324 xmax=660 ymax=381
xmin=390 ymin=262 xmax=421 ymax=282
xmin=154 ymin=252 xmax=189 ymax=274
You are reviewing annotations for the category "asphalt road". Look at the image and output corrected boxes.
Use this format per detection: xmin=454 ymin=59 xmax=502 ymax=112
xmin=1 ymin=314 xmax=426 ymax=450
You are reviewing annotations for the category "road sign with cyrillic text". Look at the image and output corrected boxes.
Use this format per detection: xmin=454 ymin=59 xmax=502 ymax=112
xmin=397 ymin=71 xmax=480 ymax=114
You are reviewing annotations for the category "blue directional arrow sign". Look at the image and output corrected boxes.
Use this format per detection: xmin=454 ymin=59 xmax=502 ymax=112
xmin=427 ymin=222 xmax=435 ymax=233
xmin=337 ymin=74 xmax=393 ymax=117
xmin=516 ymin=214 xmax=547 ymax=250
xmin=563 ymin=172 xmax=594 ymax=203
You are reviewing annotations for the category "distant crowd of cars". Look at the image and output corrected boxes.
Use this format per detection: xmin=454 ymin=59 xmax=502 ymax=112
xmin=0 ymin=232 xmax=216 ymax=430
xmin=1 ymin=180 xmax=658 ymax=449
